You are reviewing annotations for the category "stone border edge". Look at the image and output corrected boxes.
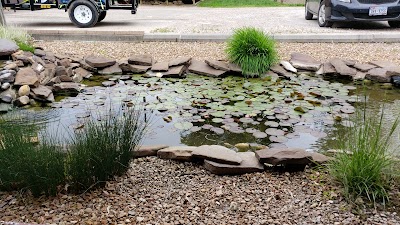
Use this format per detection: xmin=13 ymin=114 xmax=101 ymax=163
xmin=26 ymin=30 xmax=400 ymax=43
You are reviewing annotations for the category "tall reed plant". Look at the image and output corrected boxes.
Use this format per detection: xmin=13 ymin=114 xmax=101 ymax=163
xmin=67 ymin=105 xmax=148 ymax=192
xmin=226 ymin=27 xmax=278 ymax=77
xmin=329 ymin=103 xmax=399 ymax=206
xmin=0 ymin=119 xmax=65 ymax=197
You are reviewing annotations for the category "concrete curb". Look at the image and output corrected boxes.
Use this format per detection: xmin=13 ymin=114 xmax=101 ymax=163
xmin=27 ymin=30 xmax=400 ymax=43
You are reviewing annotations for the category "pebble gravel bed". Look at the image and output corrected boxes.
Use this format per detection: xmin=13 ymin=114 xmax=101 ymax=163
xmin=36 ymin=41 xmax=400 ymax=65
xmin=1 ymin=157 xmax=399 ymax=224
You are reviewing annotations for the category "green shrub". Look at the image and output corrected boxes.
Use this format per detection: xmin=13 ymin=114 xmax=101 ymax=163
xmin=67 ymin=105 xmax=148 ymax=192
xmin=0 ymin=26 xmax=35 ymax=53
xmin=0 ymin=119 xmax=65 ymax=197
xmin=329 ymin=105 xmax=399 ymax=206
xmin=226 ymin=27 xmax=278 ymax=77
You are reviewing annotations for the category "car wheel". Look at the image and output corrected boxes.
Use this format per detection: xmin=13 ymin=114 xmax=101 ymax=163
xmin=388 ymin=21 xmax=400 ymax=28
xmin=305 ymin=1 xmax=313 ymax=20
xmin=68 ymin=0 xmax=99 ymax=28
xmin=318 ymin=0 xmax=333 ymax=27
xmin=98 ymin=11 xmax=107 ymax=22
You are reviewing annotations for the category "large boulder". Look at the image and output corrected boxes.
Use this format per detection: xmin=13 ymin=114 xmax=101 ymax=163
xmin=157 ymin=146 xmax=197 ymax=161
xmin=191 ymin=145 xmax=242 ymax=165
xmin=0 ymin=39 xmax=19 ymax=56
xmin=85 ymin=56 xmax=116 ymax=68
xmin=289 ymin=53 xmax=321 ymax=71
xmin=14 ymin=68 xmax=39 ymax=87
xmin=188 ymin=60 xmax=226 ymax=78
xmin=204 ymin=152 xmax=264 ymax=175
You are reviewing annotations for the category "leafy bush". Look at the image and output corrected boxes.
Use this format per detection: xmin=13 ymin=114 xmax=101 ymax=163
xmin=329 ymin=105 xmax=399 ymax=206
xmin=0 ymin=26 xmax=35 ymax=53
xmin=226 ymin=27 xmax=278 ymax=77
xmin=0 ymin=119 xmax=65 ymax=197
xmin=67 ymin=105 xmax=148 ymax=192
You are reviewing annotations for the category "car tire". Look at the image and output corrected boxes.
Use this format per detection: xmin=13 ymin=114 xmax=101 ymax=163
xmin=318 ymin=0 xmax=333 ymax=27
xmin=305 ymin=1 xmax=313 ymax=20
xmin=68 ymin=0 xmax=99 ymax=28
xmin=388 ymin=21 xmax=400 ymax=28
xmin=98 ymin=11 xmax=107 ymax=22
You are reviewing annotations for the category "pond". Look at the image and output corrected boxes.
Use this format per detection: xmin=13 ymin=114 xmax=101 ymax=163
xmin=3 ymin=73 xmax=400 ymax=153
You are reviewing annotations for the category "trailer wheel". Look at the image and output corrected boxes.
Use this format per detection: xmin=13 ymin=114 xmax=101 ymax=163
xmin=98 ymin=11 xmax=107 ymax=22
xmin=69 ymin=0 xmax=99 ymax=28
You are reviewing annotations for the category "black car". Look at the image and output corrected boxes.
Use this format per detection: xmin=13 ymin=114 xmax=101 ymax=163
xmin=305 ymin=0 xmax=400 ymax=28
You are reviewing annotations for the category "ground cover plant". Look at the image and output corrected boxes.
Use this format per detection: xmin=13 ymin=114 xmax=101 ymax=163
xmin=226 ymin=27 xmax=278 ymax=77
xmin=0 ymin=26 xmax=35 ymax=52
xmin=198 ymin=0 xmax=303 ymax=7
xmin=329 ymin=101 xmax=400 ymax=206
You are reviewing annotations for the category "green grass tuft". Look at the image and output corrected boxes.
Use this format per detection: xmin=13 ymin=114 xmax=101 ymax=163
xmin=0 ymin=26 xmax=35 ymax=53
xmin=198 ymin=0 xmax=303 ymax=7
xmin=67 ymin=105 xmax=148 ymax=193
xmin=328 ymin=102 xmax=400 ymax=206
xmin=226 ymin=27 xmax=278 ymax=78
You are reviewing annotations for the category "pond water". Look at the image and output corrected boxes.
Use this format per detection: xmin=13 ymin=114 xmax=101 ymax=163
xmin=3 ymin=73 xmax=400 ymax=153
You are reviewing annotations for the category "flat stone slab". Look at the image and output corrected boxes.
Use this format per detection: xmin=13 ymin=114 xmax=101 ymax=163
xmin=128 ymin=54 xmax=153 ymax=66
xmin=255 ymin=148 xmax=312 ymax=166
xmin=322 ymin=62 xmax=336 ymax=74
xmin=353 ymin=63 xmax=376 ymax=72
xmin=353 ymin=72 xmax=366 ymax=81
xmin=192 ymin=145 xmax=242 ymax=165
xmin=98 ymin=63 xmax=123 ymax=75
xmin=369 ymin=60 xmax=398 ymax=68
xmin=366 ymin=68 xmax=391 ymax=83
xmin=53 ymin=82 xmax=80 ymax=96
xmin=151 ymin=62 xmax=169 ymax=72
xmin=205 ymin=59 xmax=230 ymax=71
xmin=280 ymin=60 xmax=297 ymax=73
xmin=14 ymin=68 xmax=39 ymax=87
xmin=270 ymin=65 xmax=294 ymax=79
xmin=188 ymin=60 xmax=226 ymax=77
xmin=162 ymin=65 xmax=186 ymax=78
xmin=126 ymin=64 xmax=151 ymax=74
xmin=289 ymin=53 xmax=321 ymax=71
xmin=309 ymin=152 xmax=332 ymax=165
xmin=0 ymin=39 xmax=19 ymax=56
xmin=169 ymin=56 xmax=192 ymax=67
xmin=157 ymin=146 xmax=197 ymax=161
xmin=204 ymin=152 xmax=264 ymax=175
xmin=31 ymin=85 xmax=52 ymax=99
xmin=135 ymin=145 xmax=169 ymax=157
xmin=227 ymin=63 xmax=242 ymax=73
xmin=330 ymin=59 xmax=357 ymax=77
xmin=85 ymin=56 xmax=116 ymax=68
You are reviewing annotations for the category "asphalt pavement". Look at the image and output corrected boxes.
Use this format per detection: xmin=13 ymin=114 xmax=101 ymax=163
xmin=3 ymin=5 xmax=400 ymax=42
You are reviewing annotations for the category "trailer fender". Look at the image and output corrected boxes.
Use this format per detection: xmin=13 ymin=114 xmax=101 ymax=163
xmin=65 ymin=0 xmax=100 ymax=12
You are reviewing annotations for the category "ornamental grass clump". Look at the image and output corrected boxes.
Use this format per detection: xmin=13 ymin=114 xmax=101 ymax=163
xmin=67 ymin=105 xmax=148 ymax=192
xmin=329 ymin=104 xmax=399 ymax=206
xmin=0 ymin=26 xmax=35 ymax=52
xmin=226 ymin=27 xmax=278 ymax=77
xmin=0 ymin=119 xmax=65 ymax=197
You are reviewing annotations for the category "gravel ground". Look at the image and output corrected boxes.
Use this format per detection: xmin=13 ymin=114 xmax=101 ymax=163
xmin=36 ymin=41 xmax=400 ymax=64
xmin=1 ymin=157 xmax=399 ymax=224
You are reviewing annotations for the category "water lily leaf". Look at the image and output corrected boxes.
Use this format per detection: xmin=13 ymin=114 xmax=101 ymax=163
xmin=265 ymin=128 xmax=285 ymax=136
xmin=212 ymin=118 xmax=224 ymax=123
xmin=253 ymin=132 xmax=268 ymax=139
xmin=211 ymin=127 xmax=224 ymax=134
xmin=174 ymin=122 xmax=193 ymax=130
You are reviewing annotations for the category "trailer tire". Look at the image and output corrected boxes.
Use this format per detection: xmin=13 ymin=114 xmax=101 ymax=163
xmin=69 ymin=0 xmax=99 ymax=28
xmin=98 ymin=11 xmax=107 ymax=22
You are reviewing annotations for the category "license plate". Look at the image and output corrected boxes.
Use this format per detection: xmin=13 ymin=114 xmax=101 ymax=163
xmin=369 ymin=6 xmax=388 ymax=16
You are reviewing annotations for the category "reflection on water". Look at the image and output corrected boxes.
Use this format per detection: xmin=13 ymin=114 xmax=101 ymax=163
xmin=3 ymin=75 xmax=399 ymax=153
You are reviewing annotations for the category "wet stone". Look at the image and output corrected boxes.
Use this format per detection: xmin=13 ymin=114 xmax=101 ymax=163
xmin=289 ymin=52 xmax=321 ymax=71
xmin=188 ymin=60 xmax=226 ymax=78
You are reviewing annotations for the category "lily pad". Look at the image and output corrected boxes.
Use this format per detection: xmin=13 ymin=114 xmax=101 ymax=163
xmin=253 ymin=132 xmax=268 ymax=139
xmin=174 ymin=122 xmax=193 ymax=130
xmin=211 ymin=127 xmax=224 ymax=134
xmin=265 ymin=128 xmax=285 ymax=136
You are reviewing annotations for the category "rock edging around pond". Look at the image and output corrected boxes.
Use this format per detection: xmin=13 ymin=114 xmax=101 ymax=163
xmin=136 ymin=145 xmax=332 ymax=175
xmin=1 ymin=41 xmax=400 ymax=113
